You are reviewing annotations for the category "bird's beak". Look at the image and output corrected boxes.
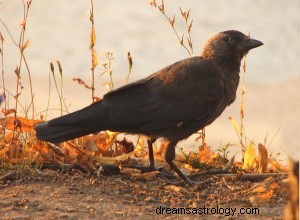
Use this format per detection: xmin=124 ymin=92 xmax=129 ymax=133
xmin=238 ymin=38 xmax=263 ymax=50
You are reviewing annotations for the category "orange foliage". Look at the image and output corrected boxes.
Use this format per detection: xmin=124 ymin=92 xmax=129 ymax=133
xmin=0 ymin=116 xmax=43 ymax=133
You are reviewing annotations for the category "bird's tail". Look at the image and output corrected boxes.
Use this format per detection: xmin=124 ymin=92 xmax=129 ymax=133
xmin=35 ymin=121 xmax=100 ymax=143
xmin=35 ymin=101 xmax=109 ymax=143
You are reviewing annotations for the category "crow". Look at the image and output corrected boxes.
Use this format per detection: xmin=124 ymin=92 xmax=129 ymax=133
xmin=35 ymin=30 xmax=263 ymax=186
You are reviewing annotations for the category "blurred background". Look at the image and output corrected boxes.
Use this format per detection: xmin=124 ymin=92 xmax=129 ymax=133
xmin=0 ymin=0 xmax=299 ymax=161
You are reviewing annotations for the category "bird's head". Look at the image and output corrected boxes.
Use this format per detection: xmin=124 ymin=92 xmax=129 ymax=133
xmin=201 ymin=30 xmax=263 ymax=62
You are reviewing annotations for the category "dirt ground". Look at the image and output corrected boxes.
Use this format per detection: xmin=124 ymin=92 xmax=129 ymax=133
xmin=0 ymin=168 xmax=289 ymax=220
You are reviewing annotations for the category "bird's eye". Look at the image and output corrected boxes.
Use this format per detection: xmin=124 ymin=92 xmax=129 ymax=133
xmin=228 ymin=36 xmax=235 ymax=43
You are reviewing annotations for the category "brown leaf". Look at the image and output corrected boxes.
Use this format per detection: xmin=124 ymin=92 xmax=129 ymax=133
xmin=269 ymin=157 xmax=289 ymax=172
xmin=21 ymin=39 xmax=30 ymax=52
xmin=90 ymin=26 xmax=96 ymax=48
xmin=1 ymin=108 xmax=16 ymax=117
xmin=257 ymin=143 xmax=268 ymax=173
xmin=32 ymin=142 xmax=55 ymax=162
xmin=120 ymin=167 xmax=142 ymax=176
xmin=47 ymin=143 xmax=66 ymax=157
xmin=94 ymin=150 xmax=137 ymax=165
xmin=77 ymin=155 xmax=95 ymax=173
xmin=115 ymin=138 xmax=134 ymax=155
xmin=198 ymin=144 xmax=213 ymax=164
xmin=249 ymin=190 xmax=274 ymax=205
xmin=130 ymin=171 xmax=159 ymax=181
xmin=0 ymin=116 xmax=43 ymax=132
xmin=246 ymin=176 xmax=278 ymax=194
xmin=72 ymin=78 xmax=93 ymax=89
xmin=96 ymin=131 xmax=118 ymax=154
xmin=91 ymin=48 xmax=98 ymax=69
xmin=62 ymin=141 xmax=83 ymax=163
xmin=242 ymin=141 xmax=256 ymax=171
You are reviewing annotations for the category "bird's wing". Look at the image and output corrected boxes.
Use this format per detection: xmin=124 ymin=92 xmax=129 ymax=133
xmin=102 ymin=56 xmax=225 ymax=131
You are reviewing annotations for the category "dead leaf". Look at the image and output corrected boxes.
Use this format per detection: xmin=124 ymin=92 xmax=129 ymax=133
xmin=242 ymin=141 xmax=256 ymax=171
xmin=94 ymin=150 xmax=137 ymax=165
xmin=91 ymin=48 xmax=99 ymax=69
xmin=207 ymin=152 xmax=229 ymax=167
xmin=269 ymin=157 xmax=289 ymax=172
xmin=21 ymin=39 xmax=30 ymax=52
xmin=246 ymin=176 xmax=278 ymax=194
xmin=257 ymin=143 xmax=268 ymax=173
xmin=249 ymin=190 xmax=274 ymax=205
xmin=0 ymin=116 xmax=43 ymax=132
xmin=130 ymin=171 xmax=159 ymax=181
xmin=198 ymin=144 xmax=213 ymax=163
xmin=135 ymin=136 xmax=145 ymax=151
xmin=1 ymin=108 xmax=16 ymax=116
xmin=228 ymin=117 xmax=242 ymax=136
xmin=115 ymin=138 xmax=134 ymax=155
xmin=72 ymin=78 xmax=93 ymax=89
xmin=90 ymin=25 xmax=96 ymax=48
xmin=120 ymin=167 xmax=142 ymax=176
xmin=48 ymin=143 xmax=65 ymax=157
xmin=77 ymin=155 xmax=95 ymax=173
xmin=62 ymin=141 xmax=83 ymax=163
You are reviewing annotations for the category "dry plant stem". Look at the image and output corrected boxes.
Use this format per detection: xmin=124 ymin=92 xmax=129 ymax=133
xmin=50 ymin=64 xmax=61 ymax=115
xmin=101 ymin=52 xmax=114 ymax=90
xmin=152 ymin=0 xmax=192 ymax=56
xmin=22 ymin=54 xmax=34 ymax=118
xmin=91 ymin=69 xmax=95 ymax=102
xmin=239 ymin=57 xmax=247 ymax=151
xmin=50 ymin=60 xmax=69 ymax=115
xmin=108 ymin=54 xmax=114 ymax=90
xmin=89 ymin=0 xmax=97 ymax=102
xmin=0 ymin=19 xmax=19 ymax=46
xmin=179 ymin=7 xmax=194 ymax=55
xmin=19 ymin=0 xmax=34 ymax=119
xmin=45 ymin=71 xmax=51 ymax=119
xmin=12 ymin=0 xmax=33 ymax=147
xmin=0 ymin=33 xmax=6 ymax=112
xmin=57 ymin=61 xmax=63 ymax=112
xmin=56 ymin=61 xmax=67 ymax=115
xmin=0 ymin=85 xmax=26 ymax=113
xmin=0 ymin=33 xmax=6 ymax=138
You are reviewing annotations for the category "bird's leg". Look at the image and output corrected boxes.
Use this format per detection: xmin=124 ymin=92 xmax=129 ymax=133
xmin=147 ymin=139 xmax=155 ymax=170
xmin=133 ymin=139 xmax=156 ymax=172
xmin=165 ymin=141 xmax=193 ymax=186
